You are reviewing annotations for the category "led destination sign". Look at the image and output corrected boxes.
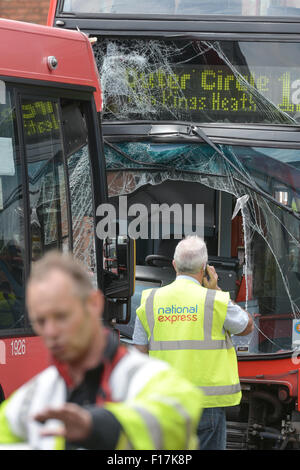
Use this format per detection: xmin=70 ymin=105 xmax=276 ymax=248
xmin=22 ymin=101 xmax=60 ymax=138
xmin=124 ymin=65 xmax=300 ymax=122
xmin=0 ymin=101 xmax=60 ymax=141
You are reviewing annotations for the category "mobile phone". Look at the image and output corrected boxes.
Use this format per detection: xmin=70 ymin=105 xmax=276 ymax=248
xmin=202 ymin=264 xmax=210 ymax=286
xmin=205 ymin=265 xmax=210 ymax=280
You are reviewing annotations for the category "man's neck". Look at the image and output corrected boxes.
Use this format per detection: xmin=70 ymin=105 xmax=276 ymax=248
xmin=177 ymin=272 xmax=203 ymax=285
xmin=68 ymin=330 xmax=106 ymax=387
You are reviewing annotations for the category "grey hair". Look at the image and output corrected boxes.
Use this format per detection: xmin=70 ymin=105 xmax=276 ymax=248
xmin=173 ymin=236 xmax=208 ymax=274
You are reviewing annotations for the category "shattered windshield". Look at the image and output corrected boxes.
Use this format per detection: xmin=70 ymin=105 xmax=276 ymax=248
xmin=92 ymin=32 xmax=300 ymax=355
xmin=63 ymin=0 xmax=300 ymax=17
xmin=93 ymin=38 xmax=300 ymax=125
xmin=105 ymin=141 xmax=300 ymax=355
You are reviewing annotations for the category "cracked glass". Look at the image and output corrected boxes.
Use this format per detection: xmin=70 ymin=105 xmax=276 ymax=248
xmin=105 ymin=141 xmax=300 ymax=354
xmin=93 ymin=36 xmax=300 ymax=355
xmin=93 ymin=38 xmax=300 ymax=125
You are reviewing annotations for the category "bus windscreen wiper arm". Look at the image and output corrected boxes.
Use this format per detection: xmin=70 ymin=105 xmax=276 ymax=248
xmin=149 ymin=123 xmax=300 ymax=218
xmin=189 ymin=125 xmax=259 ymax=183
xmin=189 ymin=125 xmax=300 ymax=220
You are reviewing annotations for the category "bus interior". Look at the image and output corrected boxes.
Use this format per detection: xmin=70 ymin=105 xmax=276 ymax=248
xmin=106 ymin=137 xmax=300 ymax=358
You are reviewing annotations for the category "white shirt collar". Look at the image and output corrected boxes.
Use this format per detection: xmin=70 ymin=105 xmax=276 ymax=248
xmin=176 ymin=274 xmax=201 ymax=285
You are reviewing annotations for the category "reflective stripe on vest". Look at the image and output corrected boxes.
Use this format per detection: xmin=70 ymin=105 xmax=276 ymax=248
xmin=201 ymin=383 xmax=241 ymax=396
xmin=145 ymin=289 xmax=241 ymax=400
xmin=156 ymin=396 xmax=193 ymax=449
xmin=145 ymin=288 xmax=234 ymax=352
xmin=132 ymin=405 xmax=163 ymax=449
xmin=133 ymin=395 xmax=195 ymax=449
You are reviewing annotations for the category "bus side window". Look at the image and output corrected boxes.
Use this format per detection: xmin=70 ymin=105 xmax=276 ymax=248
xmin=21 ymin=98 xmax=70 ymax=261
xmin=61 ymin=101 xmax=97 ymax=282
xmin=0 ymin=88 xmax=26 ymax=330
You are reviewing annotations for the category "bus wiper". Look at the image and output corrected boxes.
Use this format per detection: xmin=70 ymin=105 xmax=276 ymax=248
xmin=164 ymin=124 xmax=300 ymax=220
xmin=148 ymin=123 xmax=300 ymax=219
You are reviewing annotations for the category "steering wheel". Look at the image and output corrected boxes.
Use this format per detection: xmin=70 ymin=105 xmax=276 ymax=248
xmin=145 ymin=255 xmax=173 ymax=267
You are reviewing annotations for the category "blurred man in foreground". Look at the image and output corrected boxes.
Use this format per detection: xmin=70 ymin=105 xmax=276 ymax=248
xmin=0 ymin=251 xmax=203 ymax=450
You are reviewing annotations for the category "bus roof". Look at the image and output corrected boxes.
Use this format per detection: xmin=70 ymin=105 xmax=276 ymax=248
xmin=0 ymin=18 xmax=102 ymax=111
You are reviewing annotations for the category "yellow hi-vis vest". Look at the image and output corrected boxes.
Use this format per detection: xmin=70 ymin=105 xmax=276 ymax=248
xmin=136 ymin=277 xmax=242 ymax=408
xmin=0 ymin=348 xmax=203 ymax=450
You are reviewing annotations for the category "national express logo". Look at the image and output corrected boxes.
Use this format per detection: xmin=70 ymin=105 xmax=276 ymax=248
xmin=157 ymin=305 xmax=198 ymax=324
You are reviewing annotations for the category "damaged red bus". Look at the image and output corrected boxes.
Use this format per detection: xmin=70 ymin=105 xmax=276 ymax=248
xmin=49 ymin=0 xmax=300 ymax=449
xmin=0 ymin=18 xmax=134 ymax=402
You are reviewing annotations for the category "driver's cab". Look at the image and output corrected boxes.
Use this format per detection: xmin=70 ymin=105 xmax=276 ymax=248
xmin=114 ymin=178 xmax=240 ymax=342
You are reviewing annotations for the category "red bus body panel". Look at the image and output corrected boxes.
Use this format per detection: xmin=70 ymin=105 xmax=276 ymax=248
xmin=0 ymin=18 xmax=102 ymax=111
xmin=238 ymin=356 xmax=300 ymax=410
xmin=0 ymin=337 xmax=49 ymax=398
xmin=47 ymin=0 xmax=59 ymax=27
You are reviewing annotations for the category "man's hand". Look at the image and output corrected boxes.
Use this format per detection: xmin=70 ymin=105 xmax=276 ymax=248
xmin=202 ymin=264 xmax=220 ymax=290
xmin=34 ymin=403 xmax=92 ymax=442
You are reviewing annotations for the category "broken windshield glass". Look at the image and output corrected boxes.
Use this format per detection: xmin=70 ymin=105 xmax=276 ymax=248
xmin=105 ymin=140 xmax=300 ymax=355
xmin=93 ymin=38 xmax=300 ymax=125
xmin=92 ymin=32 xmax=300 ymax=354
